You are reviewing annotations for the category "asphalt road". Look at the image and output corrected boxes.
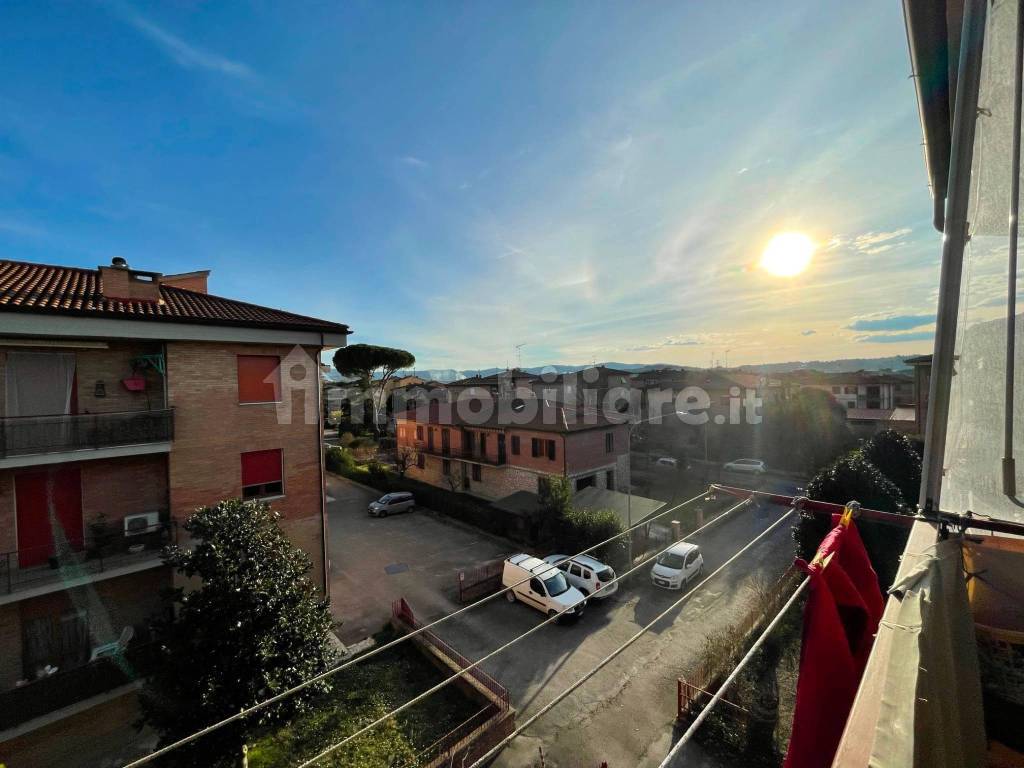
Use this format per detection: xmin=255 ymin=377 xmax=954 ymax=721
xmin=438 ymin=501 xmax=795 ymax=768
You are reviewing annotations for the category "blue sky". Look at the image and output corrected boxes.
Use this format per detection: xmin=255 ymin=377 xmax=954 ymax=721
xmin=1 ymin=1 xmax=943 ymax=369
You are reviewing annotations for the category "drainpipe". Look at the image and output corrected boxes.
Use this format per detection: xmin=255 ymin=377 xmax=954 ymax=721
xmin=1003 ymin=0 xmax=1024 ymax=497
xmin=919 ymin=0 xmax=988 ymax=511
xmin=317 ymin=335 xmax=330 ymax=602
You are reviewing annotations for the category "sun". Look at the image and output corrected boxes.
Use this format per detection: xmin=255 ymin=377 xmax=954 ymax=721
xmin=759 ymin=232 xmax=814 ymax=277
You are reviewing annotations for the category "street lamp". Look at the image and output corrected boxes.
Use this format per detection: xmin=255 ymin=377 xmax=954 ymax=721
xmin=625 ymin=410 xmax=687 ymax=565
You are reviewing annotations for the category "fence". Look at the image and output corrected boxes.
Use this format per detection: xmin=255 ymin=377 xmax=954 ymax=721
xmin=0 ymin=408 xmax=174 ymax=458
xmin=391 ymin=598 xmax=513 ymax=767
xmin=457 ymin=559 xmax=505 ymax=603
xmin=677 ymin=565 xmax=802 ymax=719
xmin=1 ymin=520 xmax=176 ymax=595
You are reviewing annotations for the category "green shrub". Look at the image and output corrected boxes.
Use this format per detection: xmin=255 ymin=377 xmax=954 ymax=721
xmin=366 ymin=461 xmax=390 ymax=490
xmin=324 ymin=446 xmax=355 ymax=474
xmin=338 ymin=431 xmax=355 ymax=447
xmin=860 ymin=429 xmax=922 ymax=506
xmin=561 ymin=507 xmax=627 ymax=564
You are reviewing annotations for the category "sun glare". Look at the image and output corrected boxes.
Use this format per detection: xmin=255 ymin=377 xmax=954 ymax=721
xmin=759 ymin=232 xmax=814 ymax=277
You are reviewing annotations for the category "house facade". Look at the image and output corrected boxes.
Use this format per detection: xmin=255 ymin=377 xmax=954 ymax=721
xmin=395 ymin=400 xmax=630 ymax=500
xmin=0 ymin=258 xmax=347 ymax=720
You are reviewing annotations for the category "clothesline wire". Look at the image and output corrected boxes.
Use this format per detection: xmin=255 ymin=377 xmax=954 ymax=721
xmin=121 ymin=486 xmax=716 ymax=768
xmin=464 ymin=507 xmax=798 ymax=768
xmin=712 ymin=483 xmax=1024 ymax=537
xmin=294 ymin=497 xmax=759 ymax=767
xmin=657 ymin=575 xmax=810 ymax=768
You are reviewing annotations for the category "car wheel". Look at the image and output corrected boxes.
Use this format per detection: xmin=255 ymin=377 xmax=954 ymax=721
xmin=506 ymin=590 xmax=516 ymax=603
xmin=379 ymin=510 xmax=387 ymax=518
xmin=548 ymin=610 xmax=558 ymax=619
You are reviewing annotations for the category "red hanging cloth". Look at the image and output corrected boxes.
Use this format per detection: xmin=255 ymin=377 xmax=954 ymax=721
xmin=784 ymin=514 xmax=884 ymax=768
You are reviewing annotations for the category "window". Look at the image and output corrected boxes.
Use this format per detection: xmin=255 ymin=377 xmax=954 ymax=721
xmin=831 ymin=386 xmax=841 ymax=394
xmin=241 ymin=449 xmax=283 ymax=499
xmin=605 ymin=432 xmax=614 ymax=453
xmin=531 ymin=438 xmax=541 ymax=458
xmin=472 ymin=464 xmax=482 ymax=482
xmin=606 ymin=470 xmax=614 ymax=490
xmin=442 ymin=459 xmax=451 ymax=475
xmin=479 ymin=432 xmax=487 ymax=454
xmin=546 ymin=439 xmax=556 ymax=461
xmin=237 ymin=356 xmax=281 ymax=403
xmin=416 ymin=425 xmax=424 ymax=441
xmin=569 ymin=563 xmax=582 ymax=577
xmin=845 ymin=386 xmax=857 ymax=395
xmin=575 ymin=474 xmax=595 ymax=491
xmin=529 ymin=577 xmax=545 ymax=595
xmin=416 ymin=453 xmax=425 ymax=469
xmin=511 ymin=435 xmax=520 ymax=455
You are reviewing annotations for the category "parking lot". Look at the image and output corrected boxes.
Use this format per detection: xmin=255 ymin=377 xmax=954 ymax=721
xmin=326 ymin=474 xmax=513 ymax=643
xmin=328 ymin=474 xmax=794 ymax=766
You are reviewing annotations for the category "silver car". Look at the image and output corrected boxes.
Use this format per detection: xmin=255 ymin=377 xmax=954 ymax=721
xmin=368 ymin=492 xmax=416 ymax=517
xmin=543 ymin=554 xmax=619 ymax=599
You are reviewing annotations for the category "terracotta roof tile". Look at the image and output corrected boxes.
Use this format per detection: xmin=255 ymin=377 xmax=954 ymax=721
xmin=0 ymin=259 xmax=349 ymax=335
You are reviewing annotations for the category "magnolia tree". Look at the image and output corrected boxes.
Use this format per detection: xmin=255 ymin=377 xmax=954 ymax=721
xmin=139 ymin=499 xmax=334 ymax=766
xmin=332 ymin=344 xmax=416 ymax=435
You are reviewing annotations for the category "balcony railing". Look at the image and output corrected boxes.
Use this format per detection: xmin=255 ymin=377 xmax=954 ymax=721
xmin=1 ymin=519 xmax=176 ymax=596
xmin=0 ymin=639 xmax=160 ymax=730
xmin=414 ymin=441 xmax=507 ymax=466
xmin=0 ymin=408 xmax=174 ymax=459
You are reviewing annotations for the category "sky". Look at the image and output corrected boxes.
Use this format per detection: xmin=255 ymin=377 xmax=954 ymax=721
xmin=0 ymin=1 xmax=944 ymax=370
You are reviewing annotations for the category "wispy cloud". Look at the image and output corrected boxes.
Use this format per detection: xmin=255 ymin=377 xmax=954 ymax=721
xmin=846 ymin=312 xmax=934 ymax=332
xmin=624 ymin=335 xmax=703 ymax=352
xmin=855 ymin=330 xmax=934 ymax=344
xmin=397 ymin=155 xmax=429 ymax=169
xmin=115 ymin=5 xmax=255 ymax=81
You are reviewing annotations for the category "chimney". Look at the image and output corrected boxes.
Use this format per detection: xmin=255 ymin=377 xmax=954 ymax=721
xmin=98 ymin=257 xmax=163 ymax=303
xmin=162 ymin=270 xmax=210 ymax=294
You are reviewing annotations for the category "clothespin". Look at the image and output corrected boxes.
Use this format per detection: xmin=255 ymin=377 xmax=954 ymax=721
xmin=840 ymin=501 xmax=861 ymax=528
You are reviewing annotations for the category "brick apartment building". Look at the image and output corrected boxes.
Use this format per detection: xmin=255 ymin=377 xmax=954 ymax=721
xmin=395 ymin=400 xmax=630 ymax=500
xmin=0 ymin=257 xmax=347 ymax=724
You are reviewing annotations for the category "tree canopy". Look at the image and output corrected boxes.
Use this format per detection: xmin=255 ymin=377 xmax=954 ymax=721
xmin=332 ymin=344 xmax=415 ymax=432
xmin=139 ymin=499 xmax=334 ymax=765
xmin=759 ymin=389 xmax=857 ymax=474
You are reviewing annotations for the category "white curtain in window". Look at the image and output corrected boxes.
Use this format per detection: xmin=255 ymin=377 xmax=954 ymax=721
xmin=5 ymin=352 xmax=77 ymax=417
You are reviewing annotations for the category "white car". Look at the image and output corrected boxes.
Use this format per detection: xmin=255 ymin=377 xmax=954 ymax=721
xmin=650 ymin=542 xmax=703 ymax=590
xmin=655 ymin=457 xmax=678 ymax=469
xmin=722 ymin=458 xmax=766 ymax=475
xmin=368 ymin=492 xmax=416 ymax=517
xmin=542 ymin=554 xmax=618 ymax=599
xmin=503 ymin=554 xmax=587 ymax=619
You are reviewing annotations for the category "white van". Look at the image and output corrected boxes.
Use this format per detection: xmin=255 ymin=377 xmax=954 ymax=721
xmin=650 ymin=542 xmax=703 ymax=590
xmin=542 ymin=554 xmax=618 ymax=599
xmin=367 ymin=492 xmax=415 ymax=517
xmin=502 ymin=554 xmax=587 ymax=619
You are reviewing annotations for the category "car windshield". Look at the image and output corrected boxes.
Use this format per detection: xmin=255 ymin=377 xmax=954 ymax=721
xmin=542 ymin=571 xmax=570 ymax=596
xmin=657 ymin=552 xmax=686 ymax=570
xmin=596 ymin=568 xmax=614 ymax=582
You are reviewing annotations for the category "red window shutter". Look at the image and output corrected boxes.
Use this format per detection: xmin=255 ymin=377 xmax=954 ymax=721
xmin=237 ymin=356 xmax=281 ymax=403
xmin=241 ymin=449 xmax=282 ymax=486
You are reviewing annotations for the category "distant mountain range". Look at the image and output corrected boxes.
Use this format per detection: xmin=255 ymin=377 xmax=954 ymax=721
xmin=323 ymin=355 xmax=919 ymax=383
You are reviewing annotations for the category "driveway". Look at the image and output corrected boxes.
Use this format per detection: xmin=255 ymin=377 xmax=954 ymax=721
xmin=428 ymin=502 xmax=796 ymax=768
xmin=327 ymin=474 xmax=796 ymax=766
xmin=326 ymin=474 xmax=514 ymax=643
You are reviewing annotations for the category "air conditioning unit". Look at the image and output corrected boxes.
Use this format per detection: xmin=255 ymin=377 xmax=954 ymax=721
xmin=124 ymin=512 xmax=161 ymax=537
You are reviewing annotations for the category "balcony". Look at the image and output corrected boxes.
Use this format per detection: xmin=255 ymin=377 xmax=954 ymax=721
xmin=414 ymin=441 xmax=507 ymax=466
xmin=0 ymin=408 xmax=174 ymax=468
xmin=0 ymin=518 xmax=176 ymax=601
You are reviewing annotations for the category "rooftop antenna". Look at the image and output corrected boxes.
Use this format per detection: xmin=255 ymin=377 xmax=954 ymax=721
xmin=514 ymin=343 xmax=526 ymax=369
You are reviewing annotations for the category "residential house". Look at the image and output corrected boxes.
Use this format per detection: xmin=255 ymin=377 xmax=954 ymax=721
xmin=446 ymin=369 xmax=539 ymax=403
xmin=395 ymin=399 xmax=630 ymax=500
xmin=787 ymin=369 xmax=915 ymax=410
xmin=0 ymin=257 xmax=347 ymax=726
xmin=529 ymin=366 xmax=636 ymax=414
